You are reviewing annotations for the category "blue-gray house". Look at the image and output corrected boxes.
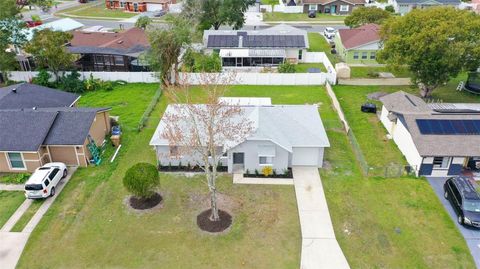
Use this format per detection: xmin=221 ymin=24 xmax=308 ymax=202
xmin=380 ymin=91 xmax=480 ymax=178
xmin=392 ymin=0 xmax=460 ymax=15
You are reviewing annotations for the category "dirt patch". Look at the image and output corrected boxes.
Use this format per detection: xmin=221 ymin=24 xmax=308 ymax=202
xmin=367 ymin=91 xmax=388 ymax=101
xmin=197 ymin=209 xmax=232 ymax=233
xmin=127 ymin=192 xmax=163 ymax=211
xmin=188 ymin=192 xmax=239 ymax=213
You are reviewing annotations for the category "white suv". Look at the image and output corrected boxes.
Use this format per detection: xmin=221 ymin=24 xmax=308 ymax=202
xmin=24 ymin=163 xmax=67 ymax=199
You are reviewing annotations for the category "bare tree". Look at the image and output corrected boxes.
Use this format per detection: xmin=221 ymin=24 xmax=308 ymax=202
xmin=160 ymin=73 xmax=253 ymax=221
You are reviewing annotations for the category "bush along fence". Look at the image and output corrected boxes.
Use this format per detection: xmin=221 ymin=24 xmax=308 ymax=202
xmin=136 ymin=86 xmax=162 ymax=132
xmin=325 ymin=83 xmax=417 ymax=178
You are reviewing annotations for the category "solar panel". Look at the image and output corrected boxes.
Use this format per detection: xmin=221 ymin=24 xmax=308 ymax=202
xmin=243 ymin=35 xmax=305 ymax=48
xmin=416 ymin=119 xmax=480 ymax=135
xmin=207 ymin=35 xmax=239 ymax=48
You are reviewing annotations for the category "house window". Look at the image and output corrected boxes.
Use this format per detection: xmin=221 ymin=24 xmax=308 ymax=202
xmin=259 ymin=156 xmax=273 ymax=165
xmin=298 ymin=50 xmax=303 ymax=60
xmin=7 ymin=152 xmax=25 ymax=169
xmin=370 ymin=52 xmax=376 ymax=60
xmin=361 ymin=52 xmax=368 ymax=59
xmin=169 ymin=146 xmax=179 ymax=157
xmin=309 ymin=4 xmax=317 ymax=10
xmin=433 ymin=157 xmax=450 ymax=169
xmin=114 ymin=55 xmax=124 ymax=66
xmin=120 ymin=1 xmax=125 ymax=7
xmin=340 ymin=5 xmax=349 ymax=12
xmin=353 ymin=52 xmax=359 ymax=59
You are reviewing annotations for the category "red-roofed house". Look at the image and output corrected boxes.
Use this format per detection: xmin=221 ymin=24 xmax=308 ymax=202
xmin=105 ymin=0 xmax=176 ymax=12
xmin=334 ymin=23 xmax=381 ymax=64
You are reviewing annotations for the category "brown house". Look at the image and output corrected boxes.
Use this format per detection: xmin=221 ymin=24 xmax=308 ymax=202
xmin=105 ymin=0 xmax=176 ymax=12
xmin=302 ymin=0 xmax=365 ymax=14
xmin=0 ymin=84 xmax=111 ymax=173
xmin=68 ymin=27 xmax=150 ymax=72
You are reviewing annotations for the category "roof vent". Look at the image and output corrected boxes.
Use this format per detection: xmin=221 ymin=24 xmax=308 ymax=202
xmin=12 ymin=88 xmax=17 ymax=93
xmin=117 ymin=40 xmax=124 ymax=44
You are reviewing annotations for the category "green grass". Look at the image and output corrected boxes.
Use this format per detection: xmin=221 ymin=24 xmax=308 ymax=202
xmin=350 ymin=66 xmax=411 ymax=78
xmin=260 ymin=0 xmax=277 ymax=4
xmin=263 ymin=12 xmax=346 ymax=22
xmin=11 ymin=199 xmax=44 ymax=232
xmin=296 ymin=63 xmax=327 ymax=73
xmin=58 ymin=2 xmax=137 ymax=19
xmin=0 ymin=173 xmax=30 ymax=184
xmin=17 ymin=84 xmax=303 ymax=269
xmin=308 ymin=32 xmax=340 ymax=65
xmin=0 ymin=191 xmax=25 ymax=228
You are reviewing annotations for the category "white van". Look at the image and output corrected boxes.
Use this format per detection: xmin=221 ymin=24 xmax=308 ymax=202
xmin=24 ymin=163 xmax=67 ymax=199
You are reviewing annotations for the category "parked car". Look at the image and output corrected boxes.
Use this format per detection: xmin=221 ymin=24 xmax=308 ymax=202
xmin=444 ymin=177 xmax=480 ymax=228
xmin=24 ymin=163 xmax=67 ymax=199
xmin=308 ymin=10 xmax=316 ymax=18
xmin=153 ymin=10 xmax=166 ymax=17
xmin=323 ymin=27 xmax=336 ymax=39
xmin=361 ymin=103 xmax=377 ymax=113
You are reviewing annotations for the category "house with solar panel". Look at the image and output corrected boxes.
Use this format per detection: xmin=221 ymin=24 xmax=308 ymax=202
xmin=379 ymin=91 xmax=480 ymax=177
xmin=203 ymin=25 xmax=309 ymax=68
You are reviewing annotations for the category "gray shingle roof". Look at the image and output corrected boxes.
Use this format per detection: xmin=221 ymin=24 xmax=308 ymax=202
xmin=395 ymin=0 xmax=459 ymax=4
xmin=0 ymin=83 xmax=79 ymax=109
xmin=0 ymin=110 xmax=58 ymax=151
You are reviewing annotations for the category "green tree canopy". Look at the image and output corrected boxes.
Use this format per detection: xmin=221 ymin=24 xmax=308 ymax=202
xmin=378 ymin=7 xmax=480 ymax=97
xmin=123 ymin=163 xmax=159 ymax=199
xmin=185 ymin=0 xmax=255 ymax=30
xmin=344 ymin=7 xmax=391 ymax=28
xmin=25 ymin=29 xmax=74 ymax=81
xmin=135 ymin=16 xmax=152 ymax=30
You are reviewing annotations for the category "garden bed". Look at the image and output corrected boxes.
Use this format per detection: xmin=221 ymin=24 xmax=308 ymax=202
xmin=158 ymin=165 xmax=228 ymax=173
xmin=197 ymin=209 xmax=232 ymax=233
xmin=244 ymin=168 xmax=293 ymax=179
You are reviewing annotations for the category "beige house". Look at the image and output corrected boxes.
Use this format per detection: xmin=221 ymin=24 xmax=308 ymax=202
xmin=0 ymin=83 xmax=111 ymax=173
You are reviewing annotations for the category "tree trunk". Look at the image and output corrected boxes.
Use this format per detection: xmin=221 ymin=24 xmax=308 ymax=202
xmin=210 ymin=187 xmax=220 ymax=221
xmin=418 ymin=83 xmax=435 ymax=98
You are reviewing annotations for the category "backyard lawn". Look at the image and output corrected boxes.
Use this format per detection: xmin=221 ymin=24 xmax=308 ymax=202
xmin=296 ymin=63 xmax=327 ymax=73
xmin=0 ymin=191 xmax=25 ymax=228
xmin=263 ymin=12 xmax=346 ymax=22
xmin=308 ymin=32 xmax=340 ymax=65
xmin=350 ymin=66 xmax=411 ymax=78
xmin=58 ymin=2 xmax=137 ymax=19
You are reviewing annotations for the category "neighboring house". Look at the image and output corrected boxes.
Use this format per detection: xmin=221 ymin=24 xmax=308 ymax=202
xmin=203 ymin=25 xmax=309 ymax=68
xmin=380 ymin=91 xmax=480 ymax=177
xmin=68 ymin=27 xmax=150 ymax=72
xmin=302 ymin=0 xmax=365 ymax=14
xmin=392 ymin=0 xmax=460 ymax=15
xmin=334 ymin=23 xmax=380 ymax=64
xmin=150 ymin=98 xmax=330 ymax=174
xmin=105 ymin=0 xmax=176 ymax=12
xmin=0 ymin=84 xmax=111 ymax=173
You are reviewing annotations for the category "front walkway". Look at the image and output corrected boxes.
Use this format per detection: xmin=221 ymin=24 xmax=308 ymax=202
xmin=292 ymin=166 xmax=350 ymax=269
xmin=0 ymin=167 xmax=76 ymax=269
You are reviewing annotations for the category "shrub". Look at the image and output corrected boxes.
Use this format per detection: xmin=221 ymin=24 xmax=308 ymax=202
xmin=262 ymin=166 xmax=273 ymax=177
xmin=32 ymin=69 xmax=52 ymax=87
xmin=31 ymin=15 xmax=41 ymax=22
xmin=278 ymin=61 xmax=296 ymax=73
xmin=135 ymin=16 xmax=152 ymax=29
xmin=194 ymin=53 xmax=222 ymax=73
xmin=123 ymin=163 xmax=159 ymax=199
xmin=84 ymin=74 xmax=100 ymax=91
xmin=385 ymin=5 xmax=395 ymax=13
xmin=367 ymin=71 xmax=380 ymax=78
xmin=58 ymin=71 xmax=84 ymax=93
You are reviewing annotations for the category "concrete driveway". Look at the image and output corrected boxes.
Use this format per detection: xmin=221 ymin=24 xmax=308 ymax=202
xmin=428 ymin=177 xmax=480 ymax=268
xmin=292 ymin=166 xmax=350 ymax=269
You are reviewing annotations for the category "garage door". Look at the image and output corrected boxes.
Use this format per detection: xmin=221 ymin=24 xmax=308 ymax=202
xmin=146 ymin=3 xmax=163 ymax=11
xmin=292 ymin=147 xmax=319 ymax=166
xmin=48 ymin=146 xmax=78 ymax=166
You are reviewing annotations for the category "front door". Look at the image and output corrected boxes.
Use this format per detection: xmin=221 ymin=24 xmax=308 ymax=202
xmin=233 ymin=153 xmax=244 ymax=164
xmin=330 ymin=5 xmax=336 ymax=14
xmin=133 ymin=2 xmax=138 ymax=12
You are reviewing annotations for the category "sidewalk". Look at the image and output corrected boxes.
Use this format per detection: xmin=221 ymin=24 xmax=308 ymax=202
xmin=0 ymin=167 xmax=76 ymax=269
xmin=292 ymin=166 xmax=350 ymax=269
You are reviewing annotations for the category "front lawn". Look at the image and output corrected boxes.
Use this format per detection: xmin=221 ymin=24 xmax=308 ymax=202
xmin=308 ymin=32 xmax=340 ymax=65
xmin=58 ymin=2 xmax=137 ymax=19
xmin=0 ymin=191 xmax=25 ymax=228
xmin=17 ymin=84 xmax=304 ymax=269
xmin=350 ymin=66 xmax=411 ymax=78
xmin=263 ymin=12 xmax=346 ymax=22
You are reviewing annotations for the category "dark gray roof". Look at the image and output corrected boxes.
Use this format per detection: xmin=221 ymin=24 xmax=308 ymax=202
xmin=395 ymin=0 xmax=459 ymax=4
xmin=39 ymin=107 xmax=110 ymax=146
xmin=0 ymin=83 xmax=79 ymax=109
xmin=67 ymin=44 xmax=148 ymax=57
xmin=207 ymin=35 xmax=239 ymax=48
xmin=0 ymin=110 xmax=58 ymax=151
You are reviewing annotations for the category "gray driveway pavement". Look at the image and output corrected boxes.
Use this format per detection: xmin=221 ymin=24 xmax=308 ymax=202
xmin=428 ymin=177 xmax=480 ymax=268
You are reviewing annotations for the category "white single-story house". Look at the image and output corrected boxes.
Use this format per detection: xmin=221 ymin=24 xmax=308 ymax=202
xmin=379 ymin=91 xmax=480 ymax=177
xmin=149 ymin=98 xmax=330 ymax=173
xmin=203 ymin=25 xmax=309 ymax=68
xmin=392 ymin=0 xmax=461 ymax=15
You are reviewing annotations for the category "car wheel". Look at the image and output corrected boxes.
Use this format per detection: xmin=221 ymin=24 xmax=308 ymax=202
xmin=62 ymin=169 xmax=67 ymax=179
xmin=50 ymin=187 xmax=55 ymax=197
xmin=444 ymin=191 xmax=448 ymax=199
xmin=458 ymin=215 xmax=463 ymax=225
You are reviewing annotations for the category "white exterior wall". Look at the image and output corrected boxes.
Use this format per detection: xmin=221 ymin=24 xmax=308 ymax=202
xmin=154 ymin=145 xmax=228 ymax=167
xmin=227 ymin=140 xmax=290 ymax=173
xmin=290 ymin=147 xmax=325 ymax=167
xmin=379 ymin=106 xmax=423 ymax=174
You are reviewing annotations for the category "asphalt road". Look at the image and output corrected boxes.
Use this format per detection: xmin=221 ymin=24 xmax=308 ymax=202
xmin=428 ymin=177 xmax=480 ymax=268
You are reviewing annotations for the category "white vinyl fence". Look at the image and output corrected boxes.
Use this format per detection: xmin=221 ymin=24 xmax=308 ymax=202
xmin=8 ymin=71 xmax=159 ymax=83
xmin=273 ymin=5 xmax=303 ymax=13
xmin=178 ymin=72 xmax=336 ymax=85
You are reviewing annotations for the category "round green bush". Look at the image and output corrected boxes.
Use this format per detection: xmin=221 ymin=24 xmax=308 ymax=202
xmin=123 ymin=163 xmax=159 ymax=199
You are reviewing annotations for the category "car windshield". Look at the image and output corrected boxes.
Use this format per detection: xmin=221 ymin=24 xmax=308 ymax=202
xmin=25 ymin=184 xmax=43 ymax=191
xmin=326 ymin=28 xmax=335 ymax=33
xmin=463 ymin=200 xmax=480 ymax=212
